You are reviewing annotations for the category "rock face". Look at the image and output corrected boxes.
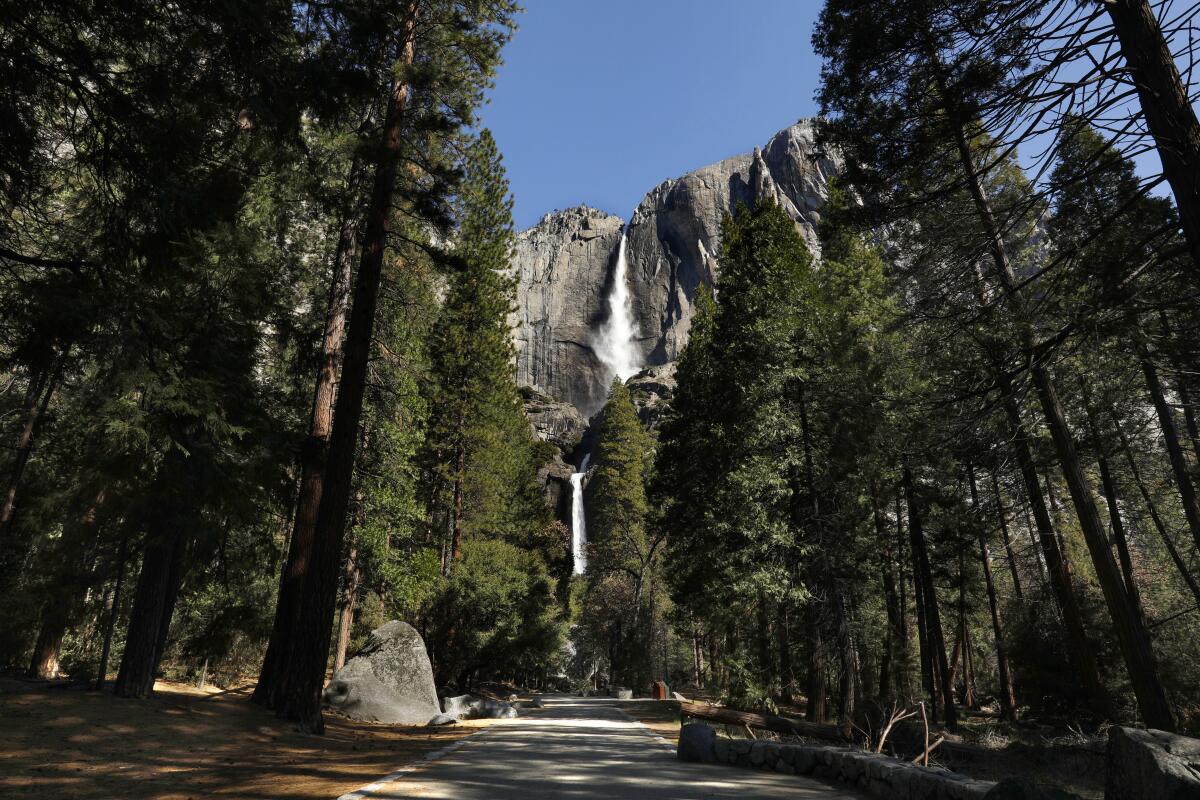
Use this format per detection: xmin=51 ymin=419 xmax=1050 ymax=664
xmin=625 ymin=120 xmax=840 ymax=367
xmin=511 ymin=120 xmax=839 ymax=416
xmin=1107 ymin=726 xmax=1200 ymax=800
xmin=322 ymin=620 xmax=440 ymax=725
xmin=625 ymin=363 xmax=677 ymax=432
xmin=522 ymin=387 xmax=588 ymax=452
xmin=510 ymin=206 xmax=624 ymax=417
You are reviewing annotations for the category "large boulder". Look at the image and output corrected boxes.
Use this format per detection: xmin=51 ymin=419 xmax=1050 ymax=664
xmin=1107 ymin=726 xmax=1200 ymax=800
xmin=322 ymin=620 xmax=440 ymax=725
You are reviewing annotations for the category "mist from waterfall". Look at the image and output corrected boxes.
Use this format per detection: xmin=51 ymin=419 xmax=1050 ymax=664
xmin=593 ymin=229 xmax=640 ymax=383
xmin=570 ymin=453 xmax=590 ymax=575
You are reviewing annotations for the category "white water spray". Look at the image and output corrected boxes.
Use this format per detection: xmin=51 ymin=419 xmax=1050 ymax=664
xmin=571 ymin=228 xmax=643 ymax=577
xmin=593 ymin=229 xmax=641 ymax=383
xmin=570 ymin=453 xmax=591 ymax=575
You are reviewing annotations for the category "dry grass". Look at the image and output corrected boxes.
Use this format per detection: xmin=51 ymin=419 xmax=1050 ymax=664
xmin=0 ymin=677 xmax=489 ymax=800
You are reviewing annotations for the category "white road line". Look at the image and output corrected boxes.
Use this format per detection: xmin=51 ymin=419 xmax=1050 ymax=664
xmin=334 ymin=726 xmax=492 ymax=800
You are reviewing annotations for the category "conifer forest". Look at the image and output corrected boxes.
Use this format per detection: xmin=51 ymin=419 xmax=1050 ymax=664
xmin=3 ymin=2 xmax=1200 ymax=797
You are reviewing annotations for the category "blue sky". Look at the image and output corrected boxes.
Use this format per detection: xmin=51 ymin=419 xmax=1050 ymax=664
xmin=478 ymin=1 xmax=823 ymax=229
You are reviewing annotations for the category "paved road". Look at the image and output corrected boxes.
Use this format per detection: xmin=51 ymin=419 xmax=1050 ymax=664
xmin=340 ymin=695 xmax=866 ymax=799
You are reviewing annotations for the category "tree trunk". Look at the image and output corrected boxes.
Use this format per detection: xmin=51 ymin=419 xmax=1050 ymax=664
xmin=0 ymin=364 xmax=60 ymax=535
xmin=274 ymin=7 xmax=419 ymax=731
xmin=333 ymin=543 xmax=361 ymax=673
xmin=1141 ymin=349 xmax=1200 ymax=554
xmin=1113 ymin=410 xmax=1200 ymax=609
xmin=939 ymin=79 xmax=1159 ymax=719
xmin=1031 ymin=369 xmax=1174 ymax=729
xmin=94 ymin=540 xmax=127 ymax=691
xmin=895 ymin=493 xmax=912 ymax=700
xmin=978 ymin=526 xmax=1016 ymax=721
xmin=904 ymin=466 xmax=957 ymax=730
xmin=114 ymin=528 xmax=187 ymax=699
xmin=989 ymin=468 xmax=1024 ymax=600
xmin=806 ymin=623 xmax=827 ymax=722
xmin=448 ymin=445 xmax=466 ymax=573
xmin=254 ymin=164 xmax=362 ymax=710
xmin=1105 ymin=0 xmax=1200 ymax=276
xmin=778 ymin=601 xmax=793 ymax=703
xmin=875 ymin=492 xmax=901 ymax=703
xmin=1089 ymin=412 xmax=1144 ymax=617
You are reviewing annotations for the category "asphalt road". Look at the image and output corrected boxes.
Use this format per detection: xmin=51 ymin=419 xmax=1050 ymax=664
xmin=337 ymin=695 xmax=866 ymax=799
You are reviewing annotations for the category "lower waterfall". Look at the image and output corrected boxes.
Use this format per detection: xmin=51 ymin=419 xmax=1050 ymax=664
xmin=570 ymin=453 xmax=590 ymax=575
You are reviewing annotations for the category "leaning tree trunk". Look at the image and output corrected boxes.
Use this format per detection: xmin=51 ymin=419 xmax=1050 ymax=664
xmin=1105 ymin=0 xmax=1200 ymax=277
xmin=1001 ymin=390 xmax=1108 ymax=712
xmin=945 ymin=106 xmax=1168 ymax=726
xmin=333 ymin=543 xmax=361 ymax=672
xmin=988 ymin=468 xmax=1024 ymax=600
xmin=0 ymin=364 xmax=60 ymax=536
xmin=114 ymin=527 xmax=187 ymax=699
xmin=274 ymin=6 xmax=419 ymax=733
xmin=254 ymin=165 xmax=362 ymax=710
xmin=27 ymin=492 xmax=105 ymax=679
xmin=1085 ymin=404 xmax=1145 ymax=617
xmin=1113 ymin=410 xmax=1200 ymax=610
xmin=1140 ymin=347 xmax=1200 ymax=554
xmin=94 ymin=539 xmax=128 ymax=691
xmin=904 ymin=467 xmax=957 ymax=730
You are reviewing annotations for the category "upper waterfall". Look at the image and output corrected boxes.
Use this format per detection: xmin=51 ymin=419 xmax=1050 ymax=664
xmin=592 ymin=229 xmax=641 ymax=384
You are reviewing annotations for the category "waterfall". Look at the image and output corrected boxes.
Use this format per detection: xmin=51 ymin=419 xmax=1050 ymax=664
xmin=572 ymin=227 xmax=641 ymax=577
xmin=570 ymin=453 xmax=591 ymax=575
xmin=593 ymin=229 xmax=641 ymax=383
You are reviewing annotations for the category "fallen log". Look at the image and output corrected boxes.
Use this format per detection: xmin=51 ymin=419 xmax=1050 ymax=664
xmin=677 ymin=699 xmax=856 ymax=743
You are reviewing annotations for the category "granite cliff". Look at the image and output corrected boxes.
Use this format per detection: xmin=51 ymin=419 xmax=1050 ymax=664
xmin=512 ymin=119 xmax=839 ymax=419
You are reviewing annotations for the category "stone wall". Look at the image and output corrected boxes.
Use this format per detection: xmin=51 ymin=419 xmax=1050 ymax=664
xmin=678 ymin=722 xmax=994 ymax=800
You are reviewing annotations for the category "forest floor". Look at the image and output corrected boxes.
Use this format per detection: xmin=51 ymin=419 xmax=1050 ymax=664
xmin=0 ymin=676 xmax=491 ymax=800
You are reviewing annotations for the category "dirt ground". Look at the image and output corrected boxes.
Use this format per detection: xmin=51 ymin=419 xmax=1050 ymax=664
xmin=618 ymin=699 xmax=682 ymax=743
xmin=0 ymin=677 xmax=489 ymax=800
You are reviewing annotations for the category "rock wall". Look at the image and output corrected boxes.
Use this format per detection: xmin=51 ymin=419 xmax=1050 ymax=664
xmin=510 ymin=206 xmax=624 ymax=417
xmin=511 ymin=119 xmax=840 ymax=416
xmin=677 ymin=723 xmax=994 ymax=800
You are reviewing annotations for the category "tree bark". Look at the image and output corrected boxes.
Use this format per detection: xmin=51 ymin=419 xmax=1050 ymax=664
xmin=1105 ymin=0 xmax=1200 ymax=276
xmin=254 ymin=163 xmax=362 ymax=709
xmin=1085 ymin=405 xmax=1145 ymax=617
xmin=0 ymin=364 xmax=60 ymax=535
xmin=27 ymin=492 xmax=105 ymax=679
xmin=1141 ymin=349 xmax=1200 ymax=554
xmin=874 ymin=490 xmax=901 ymax=703
xmin=1001 ymin=391 xmax=1108 ymax=712
xmin=333 ymin=543 xmax=360 ymax=672
xmin=904 ymin=466 xmax=957 ymax=730
xmin=94 ymin=539 xmax=127 ymax=691
xmin=806 ymin=623 xmax=827 ymax=722
xmin=988 ymin=468 xmax=1024 ymax=600
xmin=114 ymin=527 xmax=187 ymax=698
xmin=941 ymin=82 xmax=1168 ymax=722
xmin=274 ymin=6 xmax=418 ymax=732
xmin=778 ymin=600 xmax=793 ymax=703
xmin=1113 ymin=410 xmax=1200 ymax=610
xmin=448 ymin=444 xmax=466 ymax=573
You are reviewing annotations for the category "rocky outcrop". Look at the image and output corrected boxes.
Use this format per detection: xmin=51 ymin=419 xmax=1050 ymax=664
xmin=522 ymin=387 xmax=588 ymax=452
xmin=624 ymin=120 xmax=840 ymax=367
xmin=510 ymin=206 xmax=624 ymax=416
xmin=322 ymin=620 xmax=441 ymax=725
xmin=510 ymin=120 xmax=839 ymax=416
xmin=626 ymin=363 xmax=677 ymax=432
xmin=1106 ymin=726 xmax=1200 ymax=800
